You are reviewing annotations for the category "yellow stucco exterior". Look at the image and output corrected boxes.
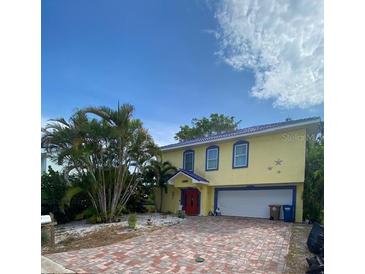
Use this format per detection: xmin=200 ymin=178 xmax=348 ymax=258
xmin=155 ymin=128 xmax=309 ymax=222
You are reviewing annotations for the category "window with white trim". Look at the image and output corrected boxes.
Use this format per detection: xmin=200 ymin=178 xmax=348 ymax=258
xmin=183 ymin=150 xmax=194 ymax=171
xmin=206 ymin=147 xmax=219 ymax=170
xmin=233 ymin=142 xmax=248 ymax=168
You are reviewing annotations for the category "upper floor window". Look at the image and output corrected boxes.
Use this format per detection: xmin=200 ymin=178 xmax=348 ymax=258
xmin=183 ymin=150 xmax=194 ymax=172
xmin=233 ymin=141 xmax=249 ymax=168
xmin=206 ymin=146 xmax=219 ymax=171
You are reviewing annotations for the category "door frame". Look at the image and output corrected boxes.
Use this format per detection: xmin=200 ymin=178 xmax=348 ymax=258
xmin=180 ymin=188 xmax=201 ymax=215
xmin=214 ymin=185 xmax=296 ymax=219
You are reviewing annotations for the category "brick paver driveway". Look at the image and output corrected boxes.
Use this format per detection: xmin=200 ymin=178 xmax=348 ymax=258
xmin=46 ymin=216 xmax=292 ymax=273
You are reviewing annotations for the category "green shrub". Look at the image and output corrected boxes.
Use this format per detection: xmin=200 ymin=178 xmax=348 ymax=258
xmin=320 ymin=210 xmax=324 ymax=225
xmin=41 ymin=229 xmax=49 ymax=246
xmin=42 ymin=166 xmax=92 ymax=224
xmin=144 ymin=204 xmax=156 ymax=213
xmin=88 ymin=215 xmax=102 ymax=224
xmin=41 ymin=167 xmax=68 ymax=223
xmin=177 ymin=210 xmax=185 ymax=219
xmin=120 ymin=206 xmax=129 ymax=215
xmin=303 ymin=138 xmax=324 ymax=223
xmin=128 ymin=213 xmax=137 ymax=229
xmin=126 ymin=185 xmax=149 ymax=213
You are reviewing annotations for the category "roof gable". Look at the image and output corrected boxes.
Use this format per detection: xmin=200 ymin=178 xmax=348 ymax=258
xmin=168 ymin=169 xmax=209 ymax=185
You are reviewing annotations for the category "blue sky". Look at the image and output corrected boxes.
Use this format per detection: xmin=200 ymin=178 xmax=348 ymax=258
xmin=42 ymin=0 xmax=323 ymax=145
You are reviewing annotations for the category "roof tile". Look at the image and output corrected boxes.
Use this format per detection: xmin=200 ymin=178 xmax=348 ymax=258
xmin=178 ymin=169 xmax=209 ymax=182
xmin=161 ymin=117 xmax=320 ymax=150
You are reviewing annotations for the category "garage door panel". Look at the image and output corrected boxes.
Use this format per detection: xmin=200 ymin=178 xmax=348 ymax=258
xmin=217 ymin=188 xmax=293 ymax=219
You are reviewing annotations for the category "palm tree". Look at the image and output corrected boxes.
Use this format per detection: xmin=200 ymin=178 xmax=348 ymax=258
xmin=144 ymin=160 xmax=177 ymax=212
xmin=42 ymin=104 xmax=159 ymax=222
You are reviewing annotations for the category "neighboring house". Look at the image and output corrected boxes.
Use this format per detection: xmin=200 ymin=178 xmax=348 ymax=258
xmin=41 ymin=148 xmax=63 ymax=174
xmin=156 ymin=117 xmax=321 ymax=223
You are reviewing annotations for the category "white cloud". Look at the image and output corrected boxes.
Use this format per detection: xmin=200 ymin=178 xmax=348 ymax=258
xmin=214 ymin=0 xmax=323 ymax=108
xmin=41 ymin=116 xmax=49 ymax=128
xmin=143 ymin=120 xmax=180 ymax=146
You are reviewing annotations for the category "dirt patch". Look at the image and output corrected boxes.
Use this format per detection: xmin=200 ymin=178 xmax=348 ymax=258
xmin=285 ymin=224 xmax=312 ymax=273
xmin=54 ymin=213 xmax=184 ymax=244
xmin=42 ymin=225 xmax=160 ymax=254
xmin=42 ymin=213 xmax=184 ymax=254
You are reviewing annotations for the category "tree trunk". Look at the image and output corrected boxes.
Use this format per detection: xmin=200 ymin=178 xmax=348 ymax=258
xmin=159 ymin=187 xmax=163 ymax=213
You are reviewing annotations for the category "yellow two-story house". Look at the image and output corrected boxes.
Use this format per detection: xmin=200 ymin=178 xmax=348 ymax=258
xmin=155 ymin=117 xmax=321 ymax=223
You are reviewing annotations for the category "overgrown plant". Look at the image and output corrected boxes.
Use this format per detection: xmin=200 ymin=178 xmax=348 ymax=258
xmin=42 ymin=104 xmax=159 ymax=223
xmin=125 ymin=182 xmax=150 ymax=213
xmin=144 ymin=160 xmax=177 ymax=212
xmin=41 ymin=229 xmax=49 ymax=246
xmin=128 ymin=213 xmax=137 ymax=228
xmin=41 ymin=166 xmax=69 ymax=223
xmin=42 ymin=166 xmax=93 ymax=223
xmin=303 ymin=135 xmax=324 ymax=223
xmin=177 ymin=210 xmax=185 ymax=219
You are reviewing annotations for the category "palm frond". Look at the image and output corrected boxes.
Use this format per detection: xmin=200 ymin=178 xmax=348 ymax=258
xmin=59 ymin=186 xmax=84 ymax=213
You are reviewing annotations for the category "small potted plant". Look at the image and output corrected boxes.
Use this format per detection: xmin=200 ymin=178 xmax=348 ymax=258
xmin=128 ymin=213 xmax=137 ymax=229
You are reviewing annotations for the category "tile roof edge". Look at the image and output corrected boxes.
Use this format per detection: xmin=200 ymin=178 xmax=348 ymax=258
xmin=160 ymin=117 xmax=320 ymax=151
xmin=168 ymin=169 xmax=209 ymax=184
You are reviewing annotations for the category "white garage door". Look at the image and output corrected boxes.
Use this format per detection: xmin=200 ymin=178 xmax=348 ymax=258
xmin=217 ymin=188 xmax=294 ymax=219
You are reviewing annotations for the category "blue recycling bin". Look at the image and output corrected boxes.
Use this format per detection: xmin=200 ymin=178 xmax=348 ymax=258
xmin=282 ymin=205 xmax=294 ymax=222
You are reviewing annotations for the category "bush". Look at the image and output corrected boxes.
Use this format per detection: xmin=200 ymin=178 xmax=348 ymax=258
xmin=177 ymin=210 xmax=185 ymax=219
xmin=41 ymin=166 xmax=92 ymax=224
xmin=41 ymin=229 xmax=49 ymax=246
xmin=303 ymin=138 xmax=324 ymax=223
xmin=88 ymin=215 xmax=102 ymax=224
xmin=41 ymin=167 xmax=69 ymax=223
xmin=144 ymin=204 xmax=156 ymax=213
xmin=320 ymin=210 xmax=324 ymax=225
xmin=68 ymin=193 xmax=93 ymax=221
xmin=125 ymin=183 xmax=150 ymax=213
xmin=128 ymin=213 xmax=137 ymax=229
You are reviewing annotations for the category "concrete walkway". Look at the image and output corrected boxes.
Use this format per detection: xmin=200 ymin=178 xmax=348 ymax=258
xmin=41 ymin=256 xmax=74 ymax=273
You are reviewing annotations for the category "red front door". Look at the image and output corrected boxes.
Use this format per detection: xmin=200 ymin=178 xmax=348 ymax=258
xmin=184 ymin=188 xmax=200 ymax=215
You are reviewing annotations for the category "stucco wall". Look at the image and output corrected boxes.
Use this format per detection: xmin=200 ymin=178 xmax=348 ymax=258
xmin=155 ymin=183 xmax=304 ymax=222
xmin=154 ymin=185 xmax=180 ymax=213
xmin=157 ymin=128 xmax=307 ymax=222
xmin=154 ymin=174 xmax=211 ymax=216
xmin=161 ymin=128 xmax=307 ymax=186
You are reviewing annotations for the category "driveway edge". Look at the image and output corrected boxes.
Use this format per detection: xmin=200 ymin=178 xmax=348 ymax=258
xmin=41 ymin=256 xmax=74 ymax=273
